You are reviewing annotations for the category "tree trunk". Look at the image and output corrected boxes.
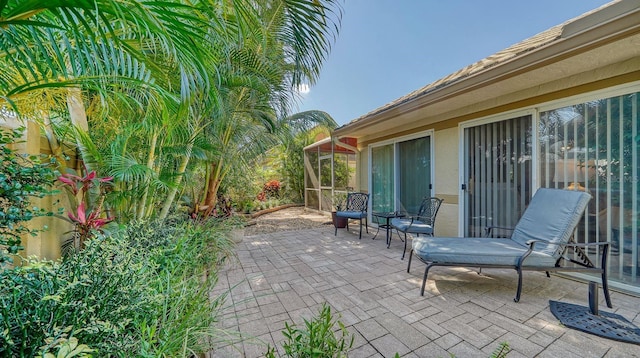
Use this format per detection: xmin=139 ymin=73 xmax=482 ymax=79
xmin=42 ymin=113 xmax=68 ymax=174
xmin=203 ymin=158 xmax=227 ymax=217
xmin=204 ymin=163 xmax=218 ymax=207
xmin=137 ymin=130 xmax=158 ymax=220
xmin=66 ymin=87 xmax=93 ymax=171
xmin=158 ymin=142 xmax=192 ymax=220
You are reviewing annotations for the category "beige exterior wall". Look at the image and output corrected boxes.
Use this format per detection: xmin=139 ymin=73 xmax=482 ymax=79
xmin=1 ymin=119 xmax=76 ymax=262
xmin=357 ymin=150 xmax=369 ymax=193
xmin=433 ymin=127 xmax=459 ymax=236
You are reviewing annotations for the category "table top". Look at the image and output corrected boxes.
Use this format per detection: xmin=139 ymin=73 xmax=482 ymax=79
xmin=372 ymin=211 xmax=405 ymax=218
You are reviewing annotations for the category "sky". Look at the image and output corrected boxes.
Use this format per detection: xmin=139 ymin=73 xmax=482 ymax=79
xmin=295 ymin=0 xmax=613 ymax=126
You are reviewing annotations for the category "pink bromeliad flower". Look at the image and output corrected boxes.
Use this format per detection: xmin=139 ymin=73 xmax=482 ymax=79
xmin=58 ymin=170 xmax=113 ymax=195
xmin=67 ymin=203 xmax=112 ymax=229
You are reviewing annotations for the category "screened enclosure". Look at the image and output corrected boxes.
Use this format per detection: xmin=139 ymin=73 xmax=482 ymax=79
xmin=304 ymin=137 xmax=357 ymax=212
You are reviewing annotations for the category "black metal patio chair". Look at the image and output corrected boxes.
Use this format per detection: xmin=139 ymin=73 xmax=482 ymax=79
xmin=391 ymin=197 xmax=444 ymax=259
xmin=334 ymin=192 xmax=369 ymax=240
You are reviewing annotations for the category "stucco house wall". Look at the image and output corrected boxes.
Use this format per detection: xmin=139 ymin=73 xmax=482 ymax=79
xmin=433 ymin=127 xmax=459 ymax=237
xmin=1 ymin=118 xmax=77 ymax=262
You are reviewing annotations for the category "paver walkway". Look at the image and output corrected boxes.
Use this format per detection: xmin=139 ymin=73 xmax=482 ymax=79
xmin=213 ymin=218 xmax=640 ymax=357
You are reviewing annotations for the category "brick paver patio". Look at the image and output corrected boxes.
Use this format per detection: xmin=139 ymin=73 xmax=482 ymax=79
xmin=212 ymin=221 xmax=640 ymax=357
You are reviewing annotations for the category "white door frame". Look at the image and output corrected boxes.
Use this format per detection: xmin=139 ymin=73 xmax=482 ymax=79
xmin=368 ymin=130 xmax=435 ymax=221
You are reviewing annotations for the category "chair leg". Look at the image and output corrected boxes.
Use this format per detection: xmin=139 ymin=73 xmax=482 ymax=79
xmin=602 ymin=270 xmax=612 ymax=308
xmin=407 ymin=249 xmax=413 ymax=272
xmin=402 ymin=235 xmax=408 ymax=260
xmin=365 ymin=216 xmax=368 ymax=233
xmin=601 ymin=244 xmax=613 ymax=308
xmin=420 ymin=263 xmax=434 ymax=296
xmin=514 ymin=267 xmax=523 ymax=303
xmin=358 ymin=219 xmax=363 ymax=240
xmin=334 ymin=225 xmax=337 ymax=236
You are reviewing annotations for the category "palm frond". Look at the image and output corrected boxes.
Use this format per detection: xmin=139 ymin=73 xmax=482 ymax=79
xmin=108 ymin=153 xmax=155 ymax=183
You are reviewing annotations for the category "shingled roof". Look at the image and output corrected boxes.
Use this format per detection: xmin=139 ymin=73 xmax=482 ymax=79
xmin=339 ymin=1 xmax=617 ymax=129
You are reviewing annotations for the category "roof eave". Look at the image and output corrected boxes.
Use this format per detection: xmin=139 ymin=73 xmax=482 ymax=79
xmin=334 ymin=0 xmax=640 ymax=138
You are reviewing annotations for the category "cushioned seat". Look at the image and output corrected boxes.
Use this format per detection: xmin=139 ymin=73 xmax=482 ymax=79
xmin=412 ymin=237 xmax=556 ymax=267
xmin=390 ymin=218 xmax=433 ymax=235
xmin=336 ymin=211 xmax=367 ymax=220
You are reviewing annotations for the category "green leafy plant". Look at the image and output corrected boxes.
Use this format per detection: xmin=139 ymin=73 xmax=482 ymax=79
xmin=117 ymin=216 xmax=235 ymax=355
xmin=0 ymin=127 xmax=57 ymax=263
xmin=39 ymin=332 xmax=94 ymax=358
xmin=0 ymin=214 xmax=235 ymax=357
xmin=489 ymin=342 xmax=510 ymax=358
xmin=265 ymin=303 xmax=354 ymax=358
xmin=332 ymin=192 xmax=348 ymax=211
xmin=58 ymin=168 xmax=113 ymax=249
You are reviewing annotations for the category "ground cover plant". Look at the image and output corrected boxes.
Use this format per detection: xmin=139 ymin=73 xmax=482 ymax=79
xmin=0 ymin=216 xmax=236 ymax=357
xmin=265 ymin=303 xmax=354 ymax=358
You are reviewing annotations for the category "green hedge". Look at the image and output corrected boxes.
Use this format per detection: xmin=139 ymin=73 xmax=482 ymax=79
xmin=0 ymin=217 xmax=236 ymax=357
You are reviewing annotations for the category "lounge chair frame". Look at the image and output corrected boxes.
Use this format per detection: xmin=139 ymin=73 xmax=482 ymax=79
xmin=408 ymin=239 xmax=612 ymax=306
xmin=406 ymin=189 xmax=612 ymax=307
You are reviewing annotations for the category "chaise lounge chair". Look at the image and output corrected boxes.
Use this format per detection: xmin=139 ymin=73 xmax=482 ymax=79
xmin=407 ymin=188 xmax=612 ymax=307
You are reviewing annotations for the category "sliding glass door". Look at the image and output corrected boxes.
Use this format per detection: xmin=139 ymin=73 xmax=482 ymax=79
xmin=398 ymin=137 xmax=432 ymax=214
xmin=371 ymin=145 xmax=394 ymax=213
xmin=539 ymin=92 xmax=640 ymax=286
xmin=370 ymin=134 xmax=433 ymax=215
xmin=462 ymin=115 xmax=533 ymax=237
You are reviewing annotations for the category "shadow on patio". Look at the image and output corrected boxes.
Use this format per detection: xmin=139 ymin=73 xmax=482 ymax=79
xmin=212 ymin=213 xmax=640 ymax=357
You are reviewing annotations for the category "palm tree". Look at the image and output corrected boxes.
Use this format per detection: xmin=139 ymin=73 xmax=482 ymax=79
xmin=188 ymin=0 xmax=342 ymax=216
xmin=0 ymin=0 xmax=212 ymax=99
xmin=0 ymin=0 xmax=215 ymax=180
xmin=0 ymin=0 xmax=343 ymax=221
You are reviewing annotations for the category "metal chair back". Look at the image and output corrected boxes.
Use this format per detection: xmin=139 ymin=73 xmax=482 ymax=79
xmin=345 ymin=192 xmax=369 ymax=213
xmin=415 ymin=197 xmax=444 ymax=227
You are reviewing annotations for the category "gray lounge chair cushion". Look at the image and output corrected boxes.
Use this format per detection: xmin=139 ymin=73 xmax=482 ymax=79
xmin=390 ymin=218 xmax=433 ymax=235
xmin=336 ymin=211 xmax=366 ymax=219
xmin=510 ymin=189 xmax=591 ymax=258
xmin=412 ymin=188 xmax=592 ymax=268
xmin=412 ymin=237 xmax=556 ymax=267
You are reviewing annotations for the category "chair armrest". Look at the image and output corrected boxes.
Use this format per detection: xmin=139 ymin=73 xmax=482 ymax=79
xmin=565 ymin=241 xmax=610 ymax=248
xmin=397 ymin=210 xmax=415 ymax=217
xmin=525 ymin=239 xmax=542 ymax=248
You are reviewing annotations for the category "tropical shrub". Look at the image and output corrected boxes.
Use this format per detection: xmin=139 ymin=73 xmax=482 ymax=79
xmin=0 ymin=237 xmax=159 ymax=356
xmin=0 ymin=216 xmax=236 ymax=356
xmin=58 ymin=169 xmax=114 ymax=248
xmin=0 ymin=127 xmax=57 ymax=264
xmin=263 ymin=179 xmax=282 ymax=199
xmin=126 ymin=217 xmax=234 ymax=356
